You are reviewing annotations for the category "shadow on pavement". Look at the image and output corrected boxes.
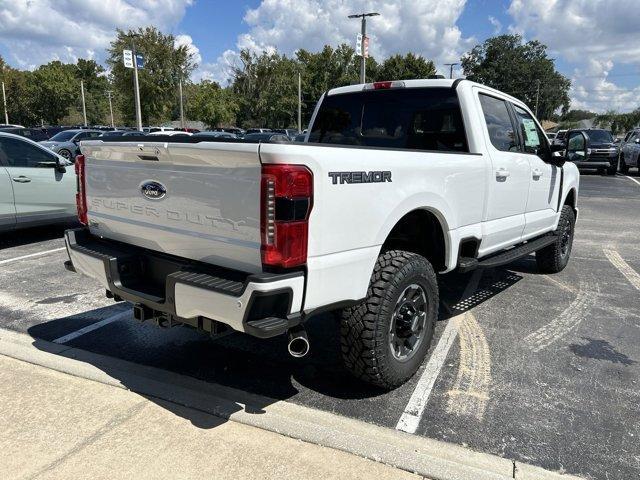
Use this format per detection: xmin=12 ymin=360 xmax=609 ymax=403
xmin=0 ymin=222 xmax=78 ymax=250
xmin=25 ymin=260 xmax=530 ymax=429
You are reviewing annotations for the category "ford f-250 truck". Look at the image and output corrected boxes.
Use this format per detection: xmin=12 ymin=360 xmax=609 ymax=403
xmin=64 ymin=79 xmax=582 ymax=389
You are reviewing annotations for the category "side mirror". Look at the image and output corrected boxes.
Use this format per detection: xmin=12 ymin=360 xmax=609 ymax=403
xmin=565 ymin=132 xmax=588 ymax=163
xmin=56 ymin=157 xmax=69 ymax=173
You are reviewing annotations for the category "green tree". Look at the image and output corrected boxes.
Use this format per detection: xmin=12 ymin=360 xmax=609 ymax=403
xmin=107 ymin=27 xmax=196 ymax=125
xmin=188 ymin=81 xmax=238 ymax=128
xmin=375 ymin=53 xmax=436 ymax=81
xmin=0 ymin=57 xmax=37 ymax=126
xmin=461 ymin=34 xmax=570 ymax=119
xmin=73 ymin=59 xmax=110 ymax=125
xmin=231 ymin=49 xmax=301 ymax=128
xmin=561 ymin=109 xmax=596 ymax=122
xmin=28 ymin=61 xmax=76 ymax=124
xmin=295 ymin=44 xmax=373 ymax=125
xmin=594 ymin=109 xmax=640 ymax=134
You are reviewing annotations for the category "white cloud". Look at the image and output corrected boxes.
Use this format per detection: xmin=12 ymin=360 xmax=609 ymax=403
xmin=0 ymin=0 xmax=193 ymax=68
xmin=507 ymin=0 xmax=640 ymax=112
xmin=200 ymin=0 xmax=474 ymax=83
xmin=174 ymin=34 xmax=201 ymax=66
xmin=488 ymin=16 xmax=501 ymax=35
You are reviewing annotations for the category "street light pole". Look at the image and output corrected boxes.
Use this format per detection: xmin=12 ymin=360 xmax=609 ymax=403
xmin=297 ymin=72 xmax=302 ymax=133
xmin=131 ymin=35 xmax=143 ymax=131
xmin=80 ymin=80 xmax=87 ymax=127
xmin=1 ymin=81 xmax=8 ymax=125
xmin=348 ymin=12 xmax=379 ymax=84
xmin=106 ymin=90 xmax=115 ymax=128
xmin=444 ymin=63 xmax=459 ymax=79
xmin=178 ymin=79 xmax=185 ymax=129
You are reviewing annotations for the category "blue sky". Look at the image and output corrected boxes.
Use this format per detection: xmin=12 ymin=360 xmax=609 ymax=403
xmin=0 ymin=0 xmax=639 ymax=112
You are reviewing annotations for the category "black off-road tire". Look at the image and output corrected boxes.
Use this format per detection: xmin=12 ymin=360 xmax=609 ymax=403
xmin=536 ymin=205 xmax=575 ymax=273
xmin=607 ymin=165 xmax=617 ymax=175
xmin=340 ymin=250 xmax=438 ymax=390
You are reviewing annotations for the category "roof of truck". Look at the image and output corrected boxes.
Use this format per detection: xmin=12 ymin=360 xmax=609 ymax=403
xmin=327 ymin=78 xmax=457 ymax=96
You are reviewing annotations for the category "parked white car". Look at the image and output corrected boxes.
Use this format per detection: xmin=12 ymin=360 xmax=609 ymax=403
xmin=0 ymin=132 xmax=76 ymax=231
xmin=65 ymin=79 xmax=580 ymax=389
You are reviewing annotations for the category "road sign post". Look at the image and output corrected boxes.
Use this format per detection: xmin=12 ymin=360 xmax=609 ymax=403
xmin=124 ymin=43 xmax=143 ymax=131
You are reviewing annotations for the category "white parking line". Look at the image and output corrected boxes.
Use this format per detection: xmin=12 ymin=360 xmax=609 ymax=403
xmin=52 ymin=310 xmax=131 ymax=344
xmin=0 ymin=247 xmax=66 ymax=266
xmin=396 ymin=270 xmax=482 ymax=434
xmin=604 ymin=248 xmax=640 ymax=291
xmin=620 ymin=174 xmax=640 ymax=187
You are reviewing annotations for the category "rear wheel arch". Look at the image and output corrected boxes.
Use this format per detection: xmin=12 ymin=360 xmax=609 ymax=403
xmin=380 ymin=208 xmax=448 ymax=272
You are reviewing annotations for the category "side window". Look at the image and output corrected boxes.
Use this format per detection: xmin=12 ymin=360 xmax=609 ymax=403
xmin=88 ymin=132 xmax=102 ymax=138
xmin=512 ymin=104 xmax=547 ymax=158
xmin=0 ymin=137 xmax=57 ymax=167
xmin=478 ymin=94 xmax=518 ymax=152
xmin=75 ymin=132 xmax=89 ymax=141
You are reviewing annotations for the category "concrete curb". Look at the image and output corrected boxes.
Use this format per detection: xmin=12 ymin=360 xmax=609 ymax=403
xmin=0 ymin=328 xmax=583 ymax=480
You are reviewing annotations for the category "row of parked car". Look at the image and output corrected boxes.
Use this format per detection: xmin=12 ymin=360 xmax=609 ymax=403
xmin=548 ymin=128 xmax=639 ymax=175
xmin=0 ymin=123 xmax=307 ymax=161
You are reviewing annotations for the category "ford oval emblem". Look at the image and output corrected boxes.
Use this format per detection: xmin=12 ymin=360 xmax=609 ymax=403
xmin=140 ymin=181 xmax=166 ymax=200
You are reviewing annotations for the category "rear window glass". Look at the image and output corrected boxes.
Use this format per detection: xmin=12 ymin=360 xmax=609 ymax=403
xmin=308 ymin=87 xmax=468 ymax=152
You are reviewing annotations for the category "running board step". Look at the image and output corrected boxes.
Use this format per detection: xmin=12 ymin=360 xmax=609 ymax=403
xmin=458 ymin=234 xmax=557 ymax=272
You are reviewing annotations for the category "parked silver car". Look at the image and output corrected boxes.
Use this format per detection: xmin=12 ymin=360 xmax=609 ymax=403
xmin=0 ymin=132 xmax=76 ymax=231
xmin=618 ymin=129 xmax=640 ymax=174
xmin=39 ymin=129 xmax=102 ymax=160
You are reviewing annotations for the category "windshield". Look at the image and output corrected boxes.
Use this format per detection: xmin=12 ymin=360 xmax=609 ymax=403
xmin=49 ymin=131 xmax=77 ymax=142
xmin=309 ymin=87 xmax=468 ymax=152
xmin=588 ymin=130 xmax=613 ymax=143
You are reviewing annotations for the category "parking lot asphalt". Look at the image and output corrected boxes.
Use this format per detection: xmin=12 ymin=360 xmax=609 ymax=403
xmin=1 ymin=172 xmax=638 ymax=480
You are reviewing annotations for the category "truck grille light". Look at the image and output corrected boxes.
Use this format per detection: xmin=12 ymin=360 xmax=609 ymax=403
xmin=260 ymin=164 xmax=313 ymax=269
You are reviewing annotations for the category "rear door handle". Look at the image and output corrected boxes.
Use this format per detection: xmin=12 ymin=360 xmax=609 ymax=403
xmin=12 ymin=176 xmax=31 ymax=183
xmin=495 ymin=168 xmax=510 ymax=180
xmin=532 ymin=168 xmax=543 ymax=179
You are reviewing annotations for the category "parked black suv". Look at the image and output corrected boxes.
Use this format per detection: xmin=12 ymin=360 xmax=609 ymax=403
xmin=566 ymin=128 xmax=618 ymax=175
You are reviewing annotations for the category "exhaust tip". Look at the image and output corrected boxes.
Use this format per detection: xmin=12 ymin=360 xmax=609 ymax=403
xmin=287 ymin=329 xmax=310 ymax=358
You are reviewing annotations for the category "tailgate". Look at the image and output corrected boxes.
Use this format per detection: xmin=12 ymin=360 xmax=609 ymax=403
xmin=81 ymin=140 xmax=263 ymax=273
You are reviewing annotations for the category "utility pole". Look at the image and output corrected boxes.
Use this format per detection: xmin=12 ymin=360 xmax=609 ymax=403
xmin=178 ymin=79 xmax=185 ymax=129
xmin=131 ymin=35 xmax=143 ymax=131
xmin=105 ymin=91 xmax=115 ymax=128
xmin=80 ymin=80 xmax=87 ymax=127
xmin=348 ymin=12 xmax=379 ymax=84
xmin=444 ymin=63 xmax=459 ymax=79
xmin=297 ymin=72 xmax=302 ymax=133
xmin=535 ymin=79 xmax=541 ymax=117
xmin=1 ymin=81 xmax=8 ymax=125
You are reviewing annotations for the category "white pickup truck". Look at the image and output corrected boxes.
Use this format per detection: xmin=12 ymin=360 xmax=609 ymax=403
xmin=64 ymin=79 xmax=582 ymax=389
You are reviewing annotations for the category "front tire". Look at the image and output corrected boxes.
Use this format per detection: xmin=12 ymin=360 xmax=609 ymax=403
xmin=607 ymin=164 xmax=617 ymax=175
xmin=57 ymin=148 xmax=72 ymax=160
xmin=536 ymin=205 xmax=575 ymax=273
xmin=340 ymin=250 xmax=438 ymax=390
xmin=619 ymin=154 xmax=629 ymax=174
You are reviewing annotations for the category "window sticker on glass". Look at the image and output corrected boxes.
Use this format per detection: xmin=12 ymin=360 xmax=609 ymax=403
xmin=522 ymin=118 xmax=540 ymax=147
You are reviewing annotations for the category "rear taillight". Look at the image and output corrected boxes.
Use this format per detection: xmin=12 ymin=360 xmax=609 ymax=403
xmin=261 ymin=164 xmax=313 ymax=269
xmin=75 ymin=154 xmax=88 ymax=225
